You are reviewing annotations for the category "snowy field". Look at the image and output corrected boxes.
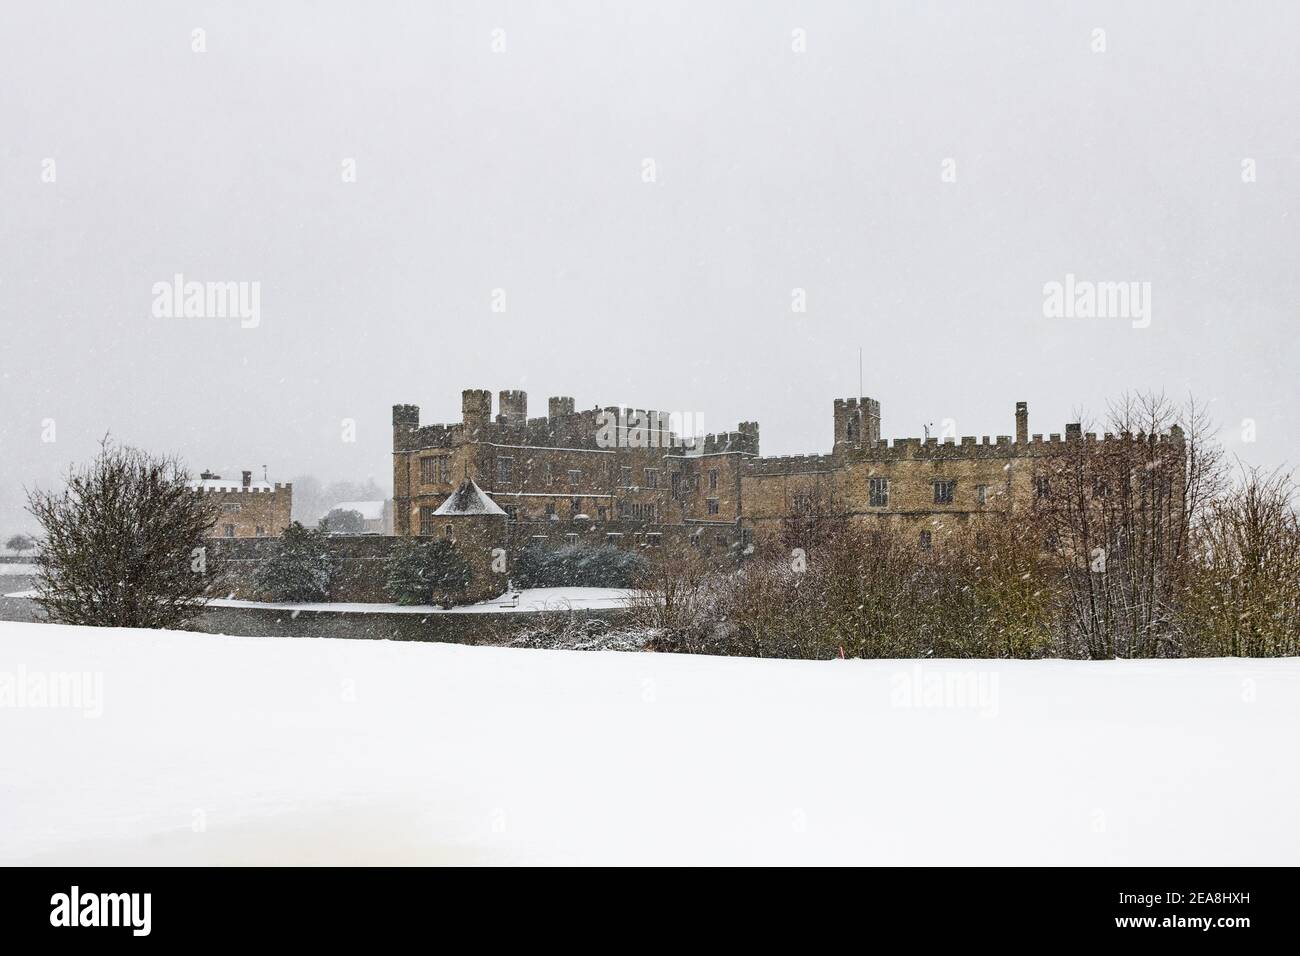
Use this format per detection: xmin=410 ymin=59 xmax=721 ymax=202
xmin=1 ymin=585 xmax=635 ymax=614
xmin=2 ymin=619 xmax=1297 ymax=865
xmin=204 ymin=586 xmax=637 ymax=615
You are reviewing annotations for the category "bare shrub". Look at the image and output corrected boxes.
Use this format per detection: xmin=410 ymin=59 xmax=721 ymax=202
xmin=629 ymin=547 xmax=725 ymax=653
xmin=635 ymin=522 xmax=1058 ymax=659
xmin=1184 ymin=466 xmax=1300 ymax=657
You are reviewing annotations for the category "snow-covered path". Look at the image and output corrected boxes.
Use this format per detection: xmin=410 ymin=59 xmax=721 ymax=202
xmin=2 ymin=620 xmax=1296 ymax=865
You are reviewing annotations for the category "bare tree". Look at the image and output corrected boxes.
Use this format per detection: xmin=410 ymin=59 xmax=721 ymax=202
xmin=1035 ymin=392 xmax=1224 ymax=658
xmin=631 ymin=547 xmax=721 ymax=653
xmin=1185 ymin=465 xmax=1300 ymax=657
xmin=26 ymin=440 xmax=223 ymax=628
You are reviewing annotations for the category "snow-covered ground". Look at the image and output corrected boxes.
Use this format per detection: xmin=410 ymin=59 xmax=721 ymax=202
xmin=2 ymin=619 xmax=1297 ymax=865
xmin=0 ymin=585 xmax=636 ymax=613
xmin=0 ymin=564 xmax=36 ymax=576
xmin=206 ymin=586 xmax=637 ymax=615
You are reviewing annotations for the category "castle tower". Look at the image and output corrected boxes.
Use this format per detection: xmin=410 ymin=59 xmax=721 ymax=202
xmin=833 ymin=396 xmax=881 ymax=449
xmin=498 ymin=390 xmax=527 ymax=427
xmin=391 ymin=404 xmax=421 ymax=535
xmin=548 ymin=396 xmax=575 ymax=420
xmin=1015 ymin=402 xmax=1029 ymax=443
xmin=462 ymin=389 xmax=492 ymax=430
xmin=432 ymin=479 xmax=508 ymax=604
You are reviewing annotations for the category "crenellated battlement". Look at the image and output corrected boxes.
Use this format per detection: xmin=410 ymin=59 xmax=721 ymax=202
xmin=193 ymin=482 xmax=292 ymax=494
xmin=700 ymin=430 xmax=760 ymax=455
xmin=393 ymin=393 xmax=753 ymax=453
xmin=744 ymin=453 xmax=838 ymax=476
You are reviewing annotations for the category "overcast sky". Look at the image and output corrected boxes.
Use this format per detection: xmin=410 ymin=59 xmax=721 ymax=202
xmin=2 ymin=1 xmax=1297 ymax=531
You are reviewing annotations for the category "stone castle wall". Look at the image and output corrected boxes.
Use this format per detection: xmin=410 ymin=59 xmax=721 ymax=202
xmin=392 ymin=389 xmax=1187 ymax=556
xmin=198 ymin=484 xmax=293 ymax=539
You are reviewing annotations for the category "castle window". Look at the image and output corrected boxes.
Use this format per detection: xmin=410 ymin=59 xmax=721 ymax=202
xmin=792 ymin=493 xmax=812 ymax=515
xmin=1035 ymin=476 xmax=1051 ymax=499
xmin=646 ymin=533 xmax=662 ymax=548
xmin=708 ymin=469 xmax=719 ymax=491
xmin=419 ymin=506 xmax=437 ymax=535
xmin=544 ymin=502 xmax=556 ymax=519
xmin=565 ymin=533 xmax=579 ymax=544
xmin=919 ymin=530 xmax=932 ymax=550
xmin=571 ymin=497 xmax=582 ymax=515
xmin=1092 ymin=476 xmax=1109 ymax=499
xmin=869 ymin=477 xmax=888 ymax=507
xmin=544 ymin=462 xmax=553 ymax=486
xmin=568 ymin=469 xmax=581 ymax=488
xmin=420 ymin=456 xmax=451 ymax=485
xmin=222 ymin=502 xmax=242 ymax=513
xmin=671 ymin=473 xmax=682 ymax=498
xmin=598 ymin=506 xmax=607 ymax=521
xmin=932 ymin=480 xmax=955 ymax=505
xmin=445 ymin=524 xmax=454 ymax=540
xmin=846 ymin=414 xmax=860 ymax=443
xmin=502 ymin=503 xmax=518 ymax=520
xmin=496 ymin=457 xmax=513 ymax=485
xmin=645 ymin=468 xmax=659 ymax=489
xmin=255 ymin=526 xmax=266 ymax=537
xmin=620 ymin=466 xmax=632 ymax=487
xmin=223 ymin=524 xmax=235 ymax=538
xmin=707 ymin=498 xmax=720 ymax=516
xmin=976 ymin=484 xmax=989 ymax=507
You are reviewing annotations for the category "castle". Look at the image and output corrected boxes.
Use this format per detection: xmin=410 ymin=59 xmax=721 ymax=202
xmin=189 ymin=470 xmax=293 ymax=538
xmin=393 ymin=389 xmax=1185 ymax=554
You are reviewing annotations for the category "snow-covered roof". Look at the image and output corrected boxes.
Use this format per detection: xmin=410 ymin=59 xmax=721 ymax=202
xmin=330 ymin=500 xmax=385 ymax=520
xmin=433 ymin=479 xmax=506 ymax=517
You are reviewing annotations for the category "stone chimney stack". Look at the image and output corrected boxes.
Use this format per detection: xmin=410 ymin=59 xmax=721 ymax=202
xmin=1015 ymin=402 xmax=1029 ymax=443
xmin=241 ymin=470 xmax=252 ymax=489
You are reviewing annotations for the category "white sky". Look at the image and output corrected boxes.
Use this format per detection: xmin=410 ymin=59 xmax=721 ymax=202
xmin=2 ymin=1 xmax=1297 ymax=530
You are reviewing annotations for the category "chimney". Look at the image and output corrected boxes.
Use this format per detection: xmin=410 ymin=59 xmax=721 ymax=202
xmin=1015 ymin=402 xmax=1029 ymax=443
xmin=242 ymin=470 xmax=252 ymax=489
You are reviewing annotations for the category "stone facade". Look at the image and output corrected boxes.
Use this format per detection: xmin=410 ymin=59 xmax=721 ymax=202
xmin=191 ymin=470 xmax=293 ymax=539
xmin=393 ymin=389 xmax=1186 ymax=555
